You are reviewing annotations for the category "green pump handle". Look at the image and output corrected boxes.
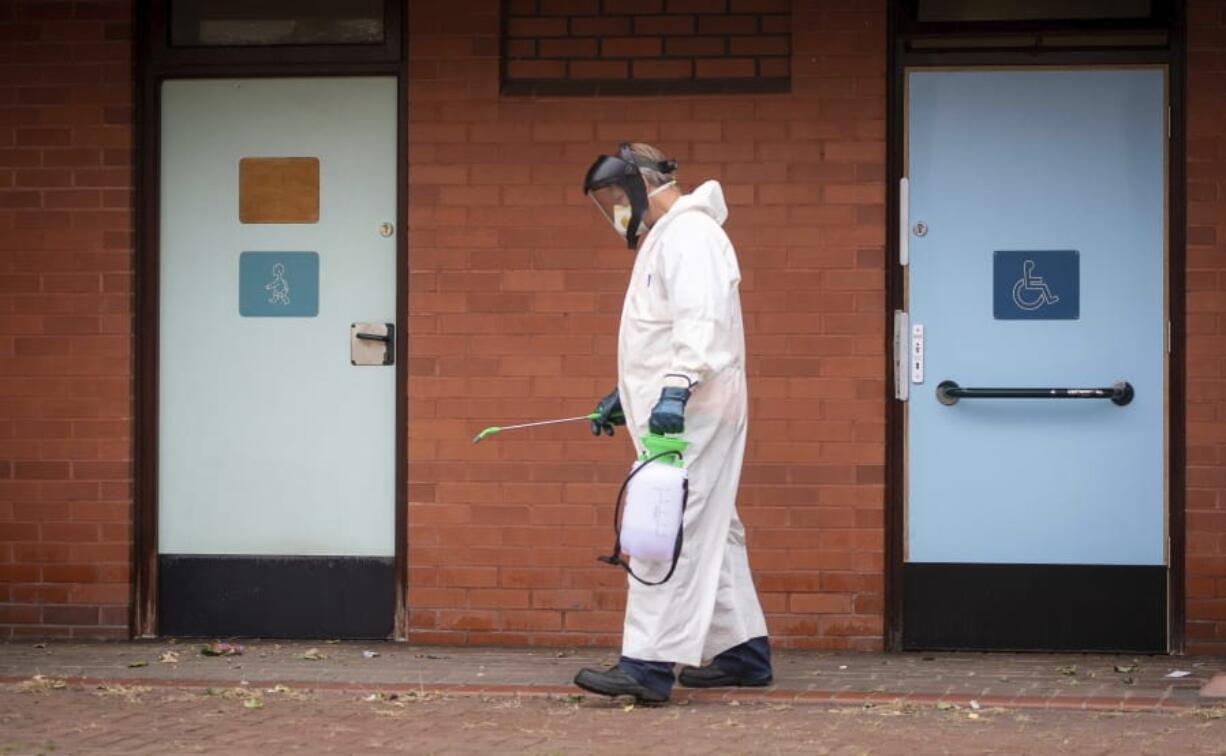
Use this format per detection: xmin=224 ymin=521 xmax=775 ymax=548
xmin=640 ymin=433 xmax=688 ymax=467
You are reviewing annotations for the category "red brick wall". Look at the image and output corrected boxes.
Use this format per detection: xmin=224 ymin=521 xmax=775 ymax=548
xmin=0 ymin=0 xmax=133 ymax=640
xmin=407 ymin=0 xmax=887 ymax=650
xmin=1 ymin=0 xmax=1219 ymax=655
xmin=1186 ymin=0 xmax=1226 ymax=655
xmin=503 ymin=0 xmax=790 ymax=92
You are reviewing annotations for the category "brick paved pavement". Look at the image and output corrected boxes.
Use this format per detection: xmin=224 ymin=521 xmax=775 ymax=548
xmin=2 ymin=642 xmax=1225 ymax=753
xmin=2 ymin=681 xmax=1224 ymax=754
xmin=1 ymin=640 xmax=1223 ymax=710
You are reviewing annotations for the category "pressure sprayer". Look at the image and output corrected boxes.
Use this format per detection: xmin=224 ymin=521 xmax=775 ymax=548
xmin=596 ymin=433 xmax=690 ymax=586
xmin=472 ymin=414 xmax=689 ymax=585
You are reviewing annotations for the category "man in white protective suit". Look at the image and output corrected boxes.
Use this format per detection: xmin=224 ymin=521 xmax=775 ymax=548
xmin=573 ymin=143 xmax=772 ymax=704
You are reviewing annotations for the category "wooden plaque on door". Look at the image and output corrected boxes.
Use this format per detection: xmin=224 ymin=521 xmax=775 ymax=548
xmin=239 ymin=157 xmax=320 ymax=224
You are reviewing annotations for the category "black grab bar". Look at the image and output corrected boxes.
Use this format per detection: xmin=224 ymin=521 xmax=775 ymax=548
xmin=935 ymin=380 xmax=1134 ymax=407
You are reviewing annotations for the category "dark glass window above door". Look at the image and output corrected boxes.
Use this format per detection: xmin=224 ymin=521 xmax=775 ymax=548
xmin=171 ymin=0 xmax=385 ymax=47
xmin=916 ymin=0 xmax=1152 ymax=22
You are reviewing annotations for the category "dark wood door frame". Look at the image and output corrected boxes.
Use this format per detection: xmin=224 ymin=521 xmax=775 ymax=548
xmin=884 ymin=1 xmax=1187 ymax=652
xmin=131 ymin=0 xmax=409 ymax=638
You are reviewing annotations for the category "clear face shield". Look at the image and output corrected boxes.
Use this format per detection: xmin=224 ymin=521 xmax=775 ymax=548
xmin=587 ymin=182 xmax=678 ymax=244
xmin=582 ymin=144 xmax=678 ymax=249
xmin=587 ymin=184 xmax=636 ymax=241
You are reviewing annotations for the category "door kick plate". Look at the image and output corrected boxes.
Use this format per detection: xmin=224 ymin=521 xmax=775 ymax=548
xmin=351 ymin=322 xmax=395 ymax=366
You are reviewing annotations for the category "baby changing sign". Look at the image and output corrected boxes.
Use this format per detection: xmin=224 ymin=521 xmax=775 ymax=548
xmin=239 ymin=252 xmax=319 ymax=317
xmin=993 ymin=250 xmax=1079 ymax=320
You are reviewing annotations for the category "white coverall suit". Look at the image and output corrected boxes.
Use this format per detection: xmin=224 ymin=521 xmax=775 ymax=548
xmin=617 ymin=180 xmax=769 ymax=667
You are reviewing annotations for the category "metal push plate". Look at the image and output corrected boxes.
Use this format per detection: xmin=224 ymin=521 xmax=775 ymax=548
xmin=351 ymin=322 xmax=395 ymax=366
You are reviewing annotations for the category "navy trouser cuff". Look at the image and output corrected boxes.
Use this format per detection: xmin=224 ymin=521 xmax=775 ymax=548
xmin=711 ymin=636 xmax=772 ymax=681
xmin=617 ymin=656 xmax=676 ymax=698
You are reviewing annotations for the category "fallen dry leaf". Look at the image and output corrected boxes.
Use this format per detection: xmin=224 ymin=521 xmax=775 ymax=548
xmin=95 ymin=683 xmax=150 ymax=702
xmin=201 ymin=642 xmax=243 ymax=657
xmin=17 ymin=675 xmax=68 ymax=693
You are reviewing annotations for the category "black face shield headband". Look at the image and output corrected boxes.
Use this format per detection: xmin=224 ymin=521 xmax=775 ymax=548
xmin=583 ymin=143 xmax=678 ymax=249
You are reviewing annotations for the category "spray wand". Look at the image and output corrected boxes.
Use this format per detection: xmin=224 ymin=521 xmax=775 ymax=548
xmin=471 ymin=411 xmax=623 ymax=444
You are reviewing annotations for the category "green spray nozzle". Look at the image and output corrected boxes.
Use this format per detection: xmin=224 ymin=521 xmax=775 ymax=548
xmin=471 ymin=426 xmax=504 ymax=444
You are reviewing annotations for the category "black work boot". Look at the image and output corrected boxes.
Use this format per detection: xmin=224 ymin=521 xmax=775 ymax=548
xmin=573 ymin=666 xmax=670 ymax=704
xmin=677 ymin=663 xmax=773 ymax=688
xmin=677 ymin=637 xmax=773 ymax=688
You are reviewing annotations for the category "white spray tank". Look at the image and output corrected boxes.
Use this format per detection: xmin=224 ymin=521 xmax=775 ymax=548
xmin=619 ymin=434 xmax=689 ymax=563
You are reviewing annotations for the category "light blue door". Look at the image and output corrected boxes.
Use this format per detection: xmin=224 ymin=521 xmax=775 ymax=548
xmin=158 ymin=78 xmax=399 ymax=637
xmin=903 ymin=69 xmax=1167 ymax=650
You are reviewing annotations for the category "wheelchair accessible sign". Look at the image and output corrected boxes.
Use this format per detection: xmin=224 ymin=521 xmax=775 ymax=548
xmin=993 ymin=250 xmax=1079 ymax=320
